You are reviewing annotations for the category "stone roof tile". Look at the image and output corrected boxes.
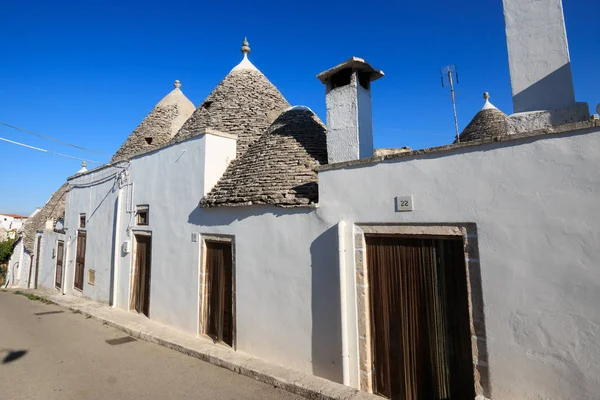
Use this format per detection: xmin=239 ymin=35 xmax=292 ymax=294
xmin=456 ymin=93 xmax=508 ymax=143
xmin=111 ymin=81 xmax=195 ymax=162
xmin=201 ymin=108 xmax=327 ymax=208
xmin=171 ymin=67 xmax=290 ymax=157
xmin=21 ymin=183 xmax=68 ymax=252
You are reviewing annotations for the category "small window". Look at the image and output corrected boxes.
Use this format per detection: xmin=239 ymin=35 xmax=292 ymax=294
xmin=79 ymin=214 xmax=86 ymax=229
xmin=201 ymin=101 xmax=213 ymax=109
xmin=145 ymin=137 xmax=153 ymax=145
xmin=136 ymin=205 xmax=149 ymax=226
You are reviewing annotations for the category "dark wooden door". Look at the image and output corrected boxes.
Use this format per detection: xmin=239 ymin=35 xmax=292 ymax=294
xmin=74 ymin=231 xmax=86 ymax=290
xmin=55 ymin=241 xmax=64 ymax=289
xmin=34 ymin=236 xmax=42 ymax=289
xmin=132 ymin=235 xmax=152 ymax=317
xmin=205 ymin=241 xmax=233 ymax=347
xmin=27 ymin=254 xmax=34 ymax=288
xmin=366 ymin=236 xmax=474 ymax=400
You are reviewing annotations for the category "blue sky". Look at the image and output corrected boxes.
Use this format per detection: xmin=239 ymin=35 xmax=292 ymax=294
xmin=1 ymin=0 xmax=598 ymax=215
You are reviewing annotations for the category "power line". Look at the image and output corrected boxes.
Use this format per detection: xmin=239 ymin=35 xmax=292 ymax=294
xmin=0 ymin=136 xmax=104 ymax=164
xmin=0 ymin=121 xmax=109 ymax=156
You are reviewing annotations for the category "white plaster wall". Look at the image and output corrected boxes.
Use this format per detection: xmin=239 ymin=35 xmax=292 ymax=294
xmin=109 ymin=135 xmax=344 ymax=382
xmin=326 ymin=82 xmax=359 ymax=163
xmin=65 ymin=167 xmax=121 ymax=303
xmin=202 ymin=134 xmax=237 ymax=195
xmin=17 ymin=249 xmax=32 ymax=289
xmin=318 ymin=128 xmax=600 ymax=399
xmin=36 ymin=230 xmax=65 ymax=291
xmin=502 ymin=0 xmax=576 ymax=112
xmin=6 ymin=240 xmax=23 ymax=287
xmin=357 ymin=85 xmax=374 ymax=159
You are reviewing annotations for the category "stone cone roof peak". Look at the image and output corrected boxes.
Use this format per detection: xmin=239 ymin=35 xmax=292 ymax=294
xmin=232 ymin=37 xmax=258 ymax=72
xmin=455 ymin=92 xmax=508 ymax=143
xmin=481 ymin=91 xmax=498 ymax=111
xmin=111 ymin=80 xmax=195 ymax=162
xmin=172 ymin=44 xmax=290 ymax=157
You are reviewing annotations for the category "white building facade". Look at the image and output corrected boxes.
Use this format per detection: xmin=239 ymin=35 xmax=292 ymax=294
xmin=26 ymin=2 xmax=600 ymax=399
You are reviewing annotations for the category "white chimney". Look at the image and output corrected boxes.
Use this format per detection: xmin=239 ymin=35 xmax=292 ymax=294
xmin=502 ymin=0 xmax=589 ymax=132
xmin=317 ymin=57 xmax=383 ymax=163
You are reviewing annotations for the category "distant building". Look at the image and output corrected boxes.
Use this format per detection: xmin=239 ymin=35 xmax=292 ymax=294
xmin=0 ymin=213 xmax=28 ymax=232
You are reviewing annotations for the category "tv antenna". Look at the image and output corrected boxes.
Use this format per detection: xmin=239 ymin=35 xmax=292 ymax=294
xmin=441 ymin=64 xmax=460 ymax=143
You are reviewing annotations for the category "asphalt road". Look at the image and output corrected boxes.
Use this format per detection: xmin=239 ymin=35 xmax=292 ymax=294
xmin=0 ymin=291 xmax=304 ymax=400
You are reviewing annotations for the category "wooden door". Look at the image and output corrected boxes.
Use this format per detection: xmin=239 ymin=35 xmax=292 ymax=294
xmin=366 ymin=236 xmax=474 ymax=400
xmin=27 ymin=254 xmax=34 ymax=288
xmin=205 ymin=241 xmax=233 ymax=347
xmin=74 ymin=231 xmax=86 ymax=290
xmin=132 ymin=235 xmax=152 ymax=316
xmin=34 ymin=236 xmax=42 ymax=289
xmin=55 ymin=241 xmax=64 ymax=289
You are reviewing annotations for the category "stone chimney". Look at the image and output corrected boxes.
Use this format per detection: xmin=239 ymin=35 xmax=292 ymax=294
xmin=502 ymin=0 xmax=589 ymax=132
xmin=317 ymin=57 xmax=383 ymax=163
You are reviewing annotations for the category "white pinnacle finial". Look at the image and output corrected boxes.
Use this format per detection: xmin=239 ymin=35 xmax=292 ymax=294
xmin=481 ymin=91 xmax=498 ymax=110
xmin=77 ymin=161 xmax=88 ymax=174
xmin=241 ymin=37 xmax=250 ymax=55
xmin=174 ymin=79 xmax=181 ymax=89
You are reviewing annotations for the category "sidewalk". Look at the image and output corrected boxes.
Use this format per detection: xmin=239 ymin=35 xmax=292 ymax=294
xmin=5 ymin=288 xmax=377 ymax=400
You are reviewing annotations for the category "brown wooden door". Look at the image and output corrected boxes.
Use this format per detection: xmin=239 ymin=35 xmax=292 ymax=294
xmin=366 ymin=236 xmax=474 ymax=400
xmin=205 ymin=241 xmax=233 ymax=347
xmin=55 ymin=241 xmax=64 ymax=289
xmin=27 ymin=254 xmax=34 ymax=288
xmin=132 ymin=235 xmax=152 ymax=316
xmin=34 ymin=236 xmax=42 ymax=289
xmin=74 ymin=231 xmax=86 ymax=290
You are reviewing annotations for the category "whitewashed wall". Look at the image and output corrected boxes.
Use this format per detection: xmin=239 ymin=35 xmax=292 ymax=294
xmin=112 ymin=133 xmax=343 ymax=382
xmin=6 ymin=239 xmax=24 ymax=287
xmin=35 ymin=230 xmax=65 ymax=291
xmin=318 ymin=128 xmax=600 ymax=399
xmin=65 ymin=165 xmax=121 ymax=303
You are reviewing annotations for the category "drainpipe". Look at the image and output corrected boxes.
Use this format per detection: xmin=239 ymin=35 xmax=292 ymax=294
xmin=111 ymin=185 xmax=123 ymax=308
xmin=338 ymin=220 xmax=350 ymax=386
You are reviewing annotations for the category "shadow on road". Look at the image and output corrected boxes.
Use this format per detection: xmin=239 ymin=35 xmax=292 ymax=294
xmin=2 ymin=350 xmax=28 ymax=364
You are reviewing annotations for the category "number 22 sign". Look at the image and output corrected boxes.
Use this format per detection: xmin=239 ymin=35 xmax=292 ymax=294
xmin=395 ymin=196 xmax=414 ymax=212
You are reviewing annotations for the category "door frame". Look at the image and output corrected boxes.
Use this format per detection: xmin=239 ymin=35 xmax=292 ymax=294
xmin=198 ymin=234 xmax=236 ymax=349
xmin=34 ymin=235 xmax=42 ymax=289
xmin=352 ymin=223 xmax=490 ymax=399
xmin=129 ymin=231 xmax=152 ymax=316
xmin=55 ymin=240 xmax=65 ymax=289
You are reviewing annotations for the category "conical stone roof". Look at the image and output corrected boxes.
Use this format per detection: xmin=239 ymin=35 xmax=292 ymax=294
xmin=111 ymin=80 xmax=195 ymax=162
xmin=456 ymin=92 xmax=508 ymax=143
xmin=171 ymin=40 xmax=290 ymax=157
xmin=201 ymin=107 xmax=328 ymax=208
xmin=21 ymin=183 xmax=68 ymax=252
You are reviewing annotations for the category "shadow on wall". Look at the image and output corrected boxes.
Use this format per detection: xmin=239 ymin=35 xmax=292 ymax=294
xmin=310 ymin=226 xmax=343 ymax=383
xmin=512 ymin=62 xmax=579 ymax=116
xmin=187 ymin=203 xmax=314 ymax=225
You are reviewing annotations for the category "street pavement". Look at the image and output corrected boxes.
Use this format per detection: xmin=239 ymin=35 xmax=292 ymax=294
xmin=0 ymin=291 xmax=304 ymax=400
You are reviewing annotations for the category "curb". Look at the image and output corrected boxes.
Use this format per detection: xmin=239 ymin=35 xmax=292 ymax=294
xmin=7 ymin=289 xmax=378 ymax=400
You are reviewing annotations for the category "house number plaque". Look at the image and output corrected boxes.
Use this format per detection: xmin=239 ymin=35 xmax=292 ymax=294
xmin=395 ymin=195 xmax=414 ymax=212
